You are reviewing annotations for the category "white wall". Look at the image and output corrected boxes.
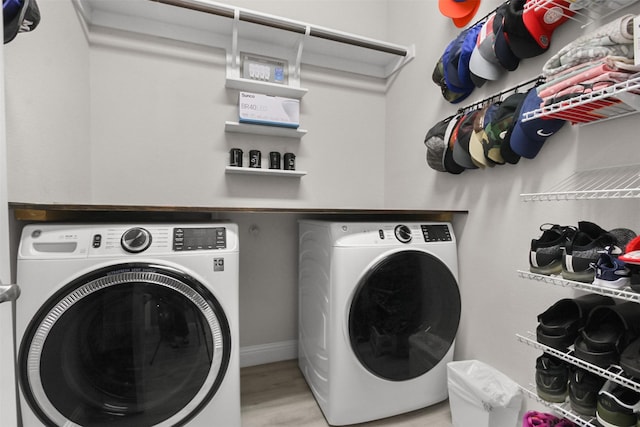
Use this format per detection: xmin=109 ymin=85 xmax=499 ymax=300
xmin=385 ymin=0 xmax=640 ymax=412
xmin=4 ymin=0 xmax=91 ymax=204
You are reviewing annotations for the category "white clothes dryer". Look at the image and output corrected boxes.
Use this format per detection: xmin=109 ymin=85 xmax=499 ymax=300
xmin=298 ymin=221 xmax=461 ymax=426
xmin=16 ymin=223 xmax=240 ymax=427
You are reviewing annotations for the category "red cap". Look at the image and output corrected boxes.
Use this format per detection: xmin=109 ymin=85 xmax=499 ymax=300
xmin=452 ymin=1 xmax=481 ymax=28
xmin=522 ymin=0 xmax=574 ymax=49
xmin=439 ymin=0 xmax=481 ymax=27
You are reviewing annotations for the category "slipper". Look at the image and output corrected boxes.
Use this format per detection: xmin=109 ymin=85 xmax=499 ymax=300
xmin=621 ymin=337 xmax=640 ymax=378
xmin=574 ymin=334 xmax=619 ymax=368
xmin=574 ymin=302 xmax=640 ymax=367
xmin=536 ymin=294 xmax=615 ymax=350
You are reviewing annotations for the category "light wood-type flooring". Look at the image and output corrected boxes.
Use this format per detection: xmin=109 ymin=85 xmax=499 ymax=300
xmin=240 ymin=359 xmax=453 ymax=427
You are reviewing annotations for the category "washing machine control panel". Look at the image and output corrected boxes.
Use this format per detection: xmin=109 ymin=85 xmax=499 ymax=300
xmin=421 ymin=224 xmax=452 ymax=242
xmin=173 ymin=227 xmax=227 ymax=251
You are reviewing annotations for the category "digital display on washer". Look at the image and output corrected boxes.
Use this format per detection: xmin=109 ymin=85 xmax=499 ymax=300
xmin=173 ymin=227 xmax=226 ymax=251
xmin=421 ymin=225 xmax=452 ymax=242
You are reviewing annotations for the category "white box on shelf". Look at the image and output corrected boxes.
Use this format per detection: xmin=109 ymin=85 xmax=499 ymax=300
xmin=238 ymin=92 xmax=299 ymax=129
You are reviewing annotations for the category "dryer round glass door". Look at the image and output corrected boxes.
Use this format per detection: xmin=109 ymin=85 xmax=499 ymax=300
xmin=19 ymin=263 xmax=231 ymax=427
xmin=348 ymin=250 xmax=461 ymax=381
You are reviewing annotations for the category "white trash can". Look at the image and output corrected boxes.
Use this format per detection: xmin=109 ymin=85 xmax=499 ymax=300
xmin=447 ymin=360 xmax=523 ymax=427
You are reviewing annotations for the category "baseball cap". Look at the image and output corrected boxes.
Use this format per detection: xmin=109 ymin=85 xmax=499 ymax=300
xmin=469 ymin=13 xmax=506 ymax=81
xmin=468 ymin=104 xmax=496 ymax=168
xmin=457 ymin=22 xmax=484 ymax=89
xmin=502 ymin=0 xmax=547 ymax=60
xmin=4 ymin=0 xmax=40 ymax=44
xmin=509 ymin=88 xmax=567 ymax=159
xmin=432 ymin=56 xmax=470 ymax=104
xmin=443 ymin=114 xmax=466 ymax=174
xmin=522 ymin=1 xmax=573 ymax=53
xmin=492 ymin=5 xmax=520 ymax=71
xmin=453 ymin=110 xmax=480 ymax=170
xmin=500 ymin=91 xmax=530 ymax=165
xmin=484 ymin=92 xmax=526 ymax=164
xmin=444 ymin=28 xmax=476 ymax=93
xmin=439 ymin=0 xmax=481 ymax=28
xmin=424 ymin=119 xmax=451 ymax=172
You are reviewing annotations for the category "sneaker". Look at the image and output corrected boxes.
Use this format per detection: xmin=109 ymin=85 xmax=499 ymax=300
xmin=535 ymin=354 xmax=569 ymax=403
xmin=562 ymin=221 xmax=636 ymax=283
xmin=569 ymin=367 xmax=606 ymax=416
xmin=530 ymin=224 xmax=576 ymax=275
xmin=597 ymin=380 xmax=640 ymax=427
xmin=593 ymin=246 xmax=631 ymax=289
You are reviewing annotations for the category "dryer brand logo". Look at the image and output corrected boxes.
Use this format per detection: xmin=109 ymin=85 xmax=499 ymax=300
xmin=213 ymin=258 xmax=225 ymax=272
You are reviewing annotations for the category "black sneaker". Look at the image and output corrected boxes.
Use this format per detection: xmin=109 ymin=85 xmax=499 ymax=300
xmin=596 ymin=380 xmax=640 ymax=427
xmin=530 ymin=224 xmax=576 ymax=275
xmin=569 ymin=367 xmax=606 ymax=416
xmin=536 ymin=354 xmax=568 ymax=403
xmin=562 ymin=221 xmax=636 ymax=283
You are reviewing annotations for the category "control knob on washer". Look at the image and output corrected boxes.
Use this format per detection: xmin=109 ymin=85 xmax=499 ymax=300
xmin=394 ymin=224 xmax=412 ymax=243
xmin=121 ymin=227 xmax=152 ymax=253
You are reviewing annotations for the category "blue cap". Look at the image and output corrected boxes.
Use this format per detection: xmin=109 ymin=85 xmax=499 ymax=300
xmin=458 ymin=22 xmax=484 ymax=89
xmin=509 ymin=89 xmax=567 ymax=159
xmin=444 ymin=30 xmax=472 ymax=92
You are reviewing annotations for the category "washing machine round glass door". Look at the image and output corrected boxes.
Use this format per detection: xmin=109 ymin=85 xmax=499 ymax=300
xmin=19 ymin=263 xmax=231 ymax=427
xmin=348 ymin=250 xmax=461 ymax=381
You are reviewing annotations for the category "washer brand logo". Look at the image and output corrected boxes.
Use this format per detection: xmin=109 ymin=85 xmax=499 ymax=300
xmin=214 ymin=258 xmax=225 ymax=272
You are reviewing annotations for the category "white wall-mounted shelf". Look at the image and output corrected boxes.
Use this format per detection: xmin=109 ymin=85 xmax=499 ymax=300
xmin=519 ymin=386 xmax=597 ymax=427
xmin=225 ymin=166 xmax=306 ymax=177
xmin=517 ymin=332 xmax=640 ymax=393
xmin=520 ymin=164 xmax=640 ymax=202
xmin=517 ymin=270 xmax=640 ymax=302
xmin=73 ymin=0 xmax=415 ymax=80
xmin=224 ymin=121 xmax=306 ymax=138
xmin=529 ymin=0 xmax=640 ymax=28
xmin=523 ymin=74 xmax=640 ymax=126
xmin=225 ymin=78 xmax=308 ymax=99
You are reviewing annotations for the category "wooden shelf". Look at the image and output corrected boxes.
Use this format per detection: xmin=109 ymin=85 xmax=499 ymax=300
xmin=10 ymin=203 xmax=464 ymax=222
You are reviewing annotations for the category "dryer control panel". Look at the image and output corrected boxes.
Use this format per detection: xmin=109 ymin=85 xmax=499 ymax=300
xmin=173 ymin=227 xmax=227 ymax=251
xmin=420 ymin=224 xmax=452 ymax=242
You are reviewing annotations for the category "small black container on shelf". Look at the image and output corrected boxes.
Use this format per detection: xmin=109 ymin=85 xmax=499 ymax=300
xmin=284 ymin=153 xmax=295 ymax=170
xmin=269 ymin=151 xmax=281 ymax=169
xmin=229 ymin=148 xmax=243 ymax=167
xmin=249 ymin=150 xmax=262 ymax=168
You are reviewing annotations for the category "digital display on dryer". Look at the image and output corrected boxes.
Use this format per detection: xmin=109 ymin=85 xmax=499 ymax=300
xmin=421 ymin=225 xmax=452 ymax=242
xmin=173 ymin=227 xmax=226 ymax=251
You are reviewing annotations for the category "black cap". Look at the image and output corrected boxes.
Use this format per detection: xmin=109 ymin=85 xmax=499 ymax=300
xmin=492 ymin=4 xmax=520 ymax=72
xmin=503 ymin=0 xmax=548 ymax=59
xmin=4 ymin=0 xmax=40 ymax=44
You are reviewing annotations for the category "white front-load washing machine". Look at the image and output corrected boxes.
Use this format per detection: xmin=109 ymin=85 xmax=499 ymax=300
xmin=16 ymin=223 xmax=240 ymax=427
xmin=298 ymin=221 xmax=461 ymax=426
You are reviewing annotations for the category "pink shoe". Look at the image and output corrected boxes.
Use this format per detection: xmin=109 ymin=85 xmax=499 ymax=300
xmin=523 ymin=410 xmax=560 ymax=427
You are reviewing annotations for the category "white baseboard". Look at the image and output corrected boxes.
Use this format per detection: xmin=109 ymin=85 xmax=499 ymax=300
xmin=240 ymin=340 xmax=297 ymax=368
